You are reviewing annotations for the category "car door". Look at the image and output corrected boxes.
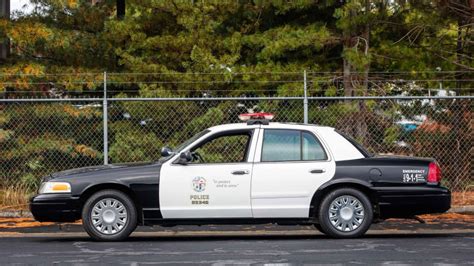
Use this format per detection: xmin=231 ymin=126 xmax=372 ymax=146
xmin=159 ymin=128 xmax=258 ymax=219
xmin=251 ymin=127 xmax=336 ymax=218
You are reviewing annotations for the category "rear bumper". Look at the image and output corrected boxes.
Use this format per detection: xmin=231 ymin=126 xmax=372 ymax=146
xmin=376 ymin=186 xmax=451 ymax=218
xmin=30 ymin=194 xmax=81 ymax=222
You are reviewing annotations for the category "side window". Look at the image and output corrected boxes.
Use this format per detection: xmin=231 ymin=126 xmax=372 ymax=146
xmin=261 ymin=130 xmax=300 ymax=161
xmin=302 ymin=132 xmax=327 ymax=160
xmin=191 ymin=132 xmax=251 ymax=164
xmin=261 ymin=129 xmax=327 ymax=162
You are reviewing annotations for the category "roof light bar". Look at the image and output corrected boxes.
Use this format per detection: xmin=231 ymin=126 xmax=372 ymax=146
xmin=239 ymin=112 xmax=274 ymax=125
xmin=238 ymin=112 xmax=275 ymax=121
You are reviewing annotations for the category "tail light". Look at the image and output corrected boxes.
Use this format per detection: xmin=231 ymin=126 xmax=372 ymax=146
xmin=427 ymin=162 xmax=442 ymax=184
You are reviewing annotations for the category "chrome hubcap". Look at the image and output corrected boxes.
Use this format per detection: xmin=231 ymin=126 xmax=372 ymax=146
xmin=91 ymin=198 xmax=127 ymax=235
xmin=328 ymin=195 xmax=365 ymax=232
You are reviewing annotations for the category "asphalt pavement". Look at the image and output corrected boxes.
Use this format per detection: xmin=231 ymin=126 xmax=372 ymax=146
xmin=1 ymin=215 xmax=474 ymax=265
xmin=1 ymin=230 xmax=473 ymax=265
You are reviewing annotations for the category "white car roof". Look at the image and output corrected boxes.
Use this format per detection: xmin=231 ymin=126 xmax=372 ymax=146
xmin=207 ymin=122 xmax=334 ymax=132
xmin=206 ymin=122 xmax=365 ymax=161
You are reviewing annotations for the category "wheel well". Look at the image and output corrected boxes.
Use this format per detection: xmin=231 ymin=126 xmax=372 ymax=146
xmin=80 ymin=183 xmax=143 ymax=224
xmin=309 ymin=183 xmax=379 ymax=220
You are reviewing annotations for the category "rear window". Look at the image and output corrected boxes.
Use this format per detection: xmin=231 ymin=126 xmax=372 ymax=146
xmin=335 ymin=130 xmax=372 ymax=158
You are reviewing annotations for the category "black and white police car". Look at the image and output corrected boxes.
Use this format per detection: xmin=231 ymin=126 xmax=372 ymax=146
xmin=30 ymin=113 xmax=451 ymax=241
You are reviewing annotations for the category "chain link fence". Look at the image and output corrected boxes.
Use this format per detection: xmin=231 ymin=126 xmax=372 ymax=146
xmin=0 ymin=96 xmax=472 ymax=208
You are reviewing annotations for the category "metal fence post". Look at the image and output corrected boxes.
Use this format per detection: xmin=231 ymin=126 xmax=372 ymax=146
xmin=103 ymin=71 xmax=108 ymax=165
xmin=303 ymin=70 xmax=308 ymax=124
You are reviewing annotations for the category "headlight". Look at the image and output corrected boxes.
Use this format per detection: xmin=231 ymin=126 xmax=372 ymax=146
xmin=38 ymin=181 xmax=71 ymax=194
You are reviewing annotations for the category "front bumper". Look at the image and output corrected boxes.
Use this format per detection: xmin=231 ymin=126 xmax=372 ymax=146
xmin=30 ymin=194 xmax=82 ymax=222
xmin=376 ymin=186 xmax=451 ymax=218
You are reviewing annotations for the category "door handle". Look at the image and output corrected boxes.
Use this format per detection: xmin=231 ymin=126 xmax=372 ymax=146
xmin=231 ymin=170 xmax=249 ymax=175
xmin=310 ymin=169 xmax=326 ymax=174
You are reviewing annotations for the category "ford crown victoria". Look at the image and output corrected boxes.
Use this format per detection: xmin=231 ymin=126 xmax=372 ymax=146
xmin=30 ymin=113 xmax=451 ymax=241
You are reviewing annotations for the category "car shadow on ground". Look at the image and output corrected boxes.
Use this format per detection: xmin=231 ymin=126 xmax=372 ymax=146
xmin=32 ymin=231 xmax=474 ymax=243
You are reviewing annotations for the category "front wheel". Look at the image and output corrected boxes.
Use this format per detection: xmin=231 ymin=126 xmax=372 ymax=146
xmin=318 ymin=188 xmax=373 ymax=238
xmin=82 ymin=189 xmax=137 ymax=241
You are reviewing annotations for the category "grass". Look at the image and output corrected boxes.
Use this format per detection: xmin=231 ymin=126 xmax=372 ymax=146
xmin=0 ymin=184 xmax=33 ymax=211
xmin=452 ymin=191 xmax=474 ymax=206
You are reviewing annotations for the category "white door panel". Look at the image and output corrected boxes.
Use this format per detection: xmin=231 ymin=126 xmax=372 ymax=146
xmin=252 ymin=198 xmax=308 ymax=218
xmin=159 ymin=128 xmax=260 ymax=219
xmin=251 ymin=162 xmax=335 ymax=217
xmin=251 ymin=127 xmax=335 ymax=218
xmin=160 ymin=163 xmax=252 ymax=218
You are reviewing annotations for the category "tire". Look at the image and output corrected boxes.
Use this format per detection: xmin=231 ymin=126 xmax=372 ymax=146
xmin=318 ymin=188 xmax=373 ymax=238
xmin=82 ymin=189 xmax=137 ymax=241
xmin=314 ymin=223 xmax=324 ymax=234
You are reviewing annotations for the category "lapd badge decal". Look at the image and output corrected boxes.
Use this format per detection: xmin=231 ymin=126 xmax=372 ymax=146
xmin=192 ymin=176 xmax=206 ymax=192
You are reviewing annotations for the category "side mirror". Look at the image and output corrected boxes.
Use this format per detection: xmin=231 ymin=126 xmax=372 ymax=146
xmin=160 ymin=146 xmax=174 ymax=157
xmin=177 ymin=151 xmax=193 ymax=165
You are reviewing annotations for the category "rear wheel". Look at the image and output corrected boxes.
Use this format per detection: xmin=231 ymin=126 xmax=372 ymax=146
xmin=82 ymin=189 xmax=137 ymax=241
xmin=318 ymin=188 xmax=372 ymax=238
xmin=314 ymin=223 xmax=324 ymax=233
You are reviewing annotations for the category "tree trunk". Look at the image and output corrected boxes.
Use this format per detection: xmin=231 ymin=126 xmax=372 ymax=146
xmin=356 ymin=0 xmax=370 ymax=146
xmin=117 ymin=0 xmax=125 ymax=19
xmin=342 ymin=1 xmax=356 ymax=99
xmin=451 ymin=15 xmax=470 ymax=191
xmin=343 ymin=55 xmax=353 ymax=97
xmin=0 ymin=0 xmax=10 ymax=61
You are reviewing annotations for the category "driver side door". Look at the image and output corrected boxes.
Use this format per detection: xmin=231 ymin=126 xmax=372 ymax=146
xmin=159 ymin=128 xmax=259 ymax=219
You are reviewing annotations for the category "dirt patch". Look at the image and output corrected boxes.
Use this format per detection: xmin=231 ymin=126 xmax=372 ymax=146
xmin=420 ymin=212 xmax=474 ymax=221
xmin=0 ymin=218 xmax=79 ymax=229
xmin=452 ymin=191 xmax=474 ymax=206
xmin=386 ymin=213 xmax=474 ymax=225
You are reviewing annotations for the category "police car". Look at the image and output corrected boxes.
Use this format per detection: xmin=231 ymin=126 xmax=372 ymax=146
xmin=30 ymin=113 xmax=451 ymax=241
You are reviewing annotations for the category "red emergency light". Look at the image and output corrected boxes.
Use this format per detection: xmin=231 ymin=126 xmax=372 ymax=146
xmin=238 ymin=112 xmax=274 ymax=125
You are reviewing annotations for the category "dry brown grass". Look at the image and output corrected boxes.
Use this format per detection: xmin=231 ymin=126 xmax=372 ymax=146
xmin=0 ymin=218 xmax=55 ymax=228
xmin=0 ymin=184 xmax=33 ymax=211
xmin=452 ymin=191 xmax=474 ymax=206
xmin=419 ymin=212 xmax=474 ymax=222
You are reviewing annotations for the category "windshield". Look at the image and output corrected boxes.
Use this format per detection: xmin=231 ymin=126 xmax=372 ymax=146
xmin=158 ymin=129 xmax=210 ymax=162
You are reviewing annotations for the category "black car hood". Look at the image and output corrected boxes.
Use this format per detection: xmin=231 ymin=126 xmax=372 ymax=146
xmin=50 ymin=162 xmax=156 ymax=179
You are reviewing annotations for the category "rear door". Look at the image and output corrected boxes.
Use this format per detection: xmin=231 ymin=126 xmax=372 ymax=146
xmin=160 ymin=128 xmax=259 ymax=219
xmin=251 ymin=127 xmax=336 ymax=218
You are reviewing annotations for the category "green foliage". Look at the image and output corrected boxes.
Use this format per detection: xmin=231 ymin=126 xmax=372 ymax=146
xmin=178 ymin=107 xmax=225 ymax=141
xmin=324 ymin=86 xmax=337 ymax=97
xmin=383 ymin=125 xmax=401 ymax=145
xmin=309 ymin=103 xmax=357 ymax=127
xmin=0 ymin=103 xmax=103 ymax=190
xmin=342 ymin=48 xmax=371 ymax=72
xmin=0 ymin=129 xmax=13 ymax=142
xmin=0 ymin=1 xmax=472 ymax=192
xmin=245 ymin=24 xmax=334 ymax=62
xmin=20 ymin=173 xmax=38 ymax=190
xmin=0 ymin=1 xmax=469 ymax=97
xmin=0 ymin=111 xmax=10 ymax=125
xmin=109 ymin=129 xmax=162 ymax=163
